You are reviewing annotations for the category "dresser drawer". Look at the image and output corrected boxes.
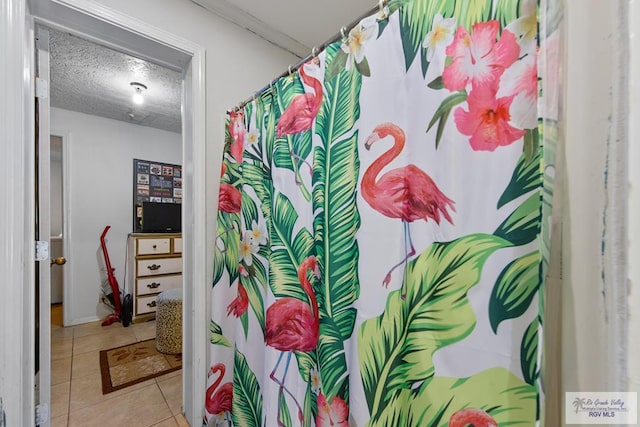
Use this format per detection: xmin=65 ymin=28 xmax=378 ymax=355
xmin=137 ymin=238 xmax=171 ymax=255
xmin=173 ymin=237 xmax=182 ymax=254
xmin=136 ymin=275 xmax=182 ymax=296
xmin=137 ymin=295 xmax=158 ymax=314
xmin=137 ymin=257 xmax=182 ymax=276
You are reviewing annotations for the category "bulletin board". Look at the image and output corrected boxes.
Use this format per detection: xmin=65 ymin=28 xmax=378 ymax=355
xmin=133 ymin=158 xmax=182 ymax=232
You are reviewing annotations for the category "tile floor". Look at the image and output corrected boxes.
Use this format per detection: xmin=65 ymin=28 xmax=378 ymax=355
xmin=50 ymin=305 xmax=187 ymax=427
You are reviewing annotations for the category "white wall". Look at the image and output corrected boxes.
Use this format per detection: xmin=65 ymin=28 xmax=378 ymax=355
xmin=562 ymin=0 xmax=630 ymax=405
xmin=90 ymin=0 xmax=300 ymax=293
xmin=628 ymin=0 xmax=640 ymax=395
xmin=51 ymin=107 xmax=181 ymax=324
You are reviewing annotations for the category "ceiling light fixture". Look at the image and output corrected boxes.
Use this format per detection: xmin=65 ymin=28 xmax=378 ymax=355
xmin=130 ymin=82 xmax=147 ymax=105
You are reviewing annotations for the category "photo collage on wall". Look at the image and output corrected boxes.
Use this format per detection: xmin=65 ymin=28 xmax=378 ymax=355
xmin=133 ymin=158 xmax=182 ymax=232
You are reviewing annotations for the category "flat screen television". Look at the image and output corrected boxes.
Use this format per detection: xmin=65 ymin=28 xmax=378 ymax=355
xmin=141 ymin=202 xmax=181 ymax=233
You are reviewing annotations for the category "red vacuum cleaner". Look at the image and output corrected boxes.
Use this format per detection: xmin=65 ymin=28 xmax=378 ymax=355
xmin=100 ymin=225 xmax=132 ymax=327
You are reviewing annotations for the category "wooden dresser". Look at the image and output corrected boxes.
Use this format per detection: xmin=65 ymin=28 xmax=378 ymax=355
xmin=127 ymin=233 xmax=182 ymax=322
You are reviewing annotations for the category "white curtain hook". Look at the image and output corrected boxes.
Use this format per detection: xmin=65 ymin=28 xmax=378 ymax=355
xmin=341 ymin=26 xmax=347 ymax=39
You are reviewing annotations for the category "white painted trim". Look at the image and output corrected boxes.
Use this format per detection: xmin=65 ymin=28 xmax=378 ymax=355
xmin=191 ymin=0 xmax=307 ymax=57
xmin=0 ymin=0 xmax=35 ymax=425
xmin=29 ymin=0 xmax=209 ymax=424
xmin=36 ymin=26 xmax=52 ymax=427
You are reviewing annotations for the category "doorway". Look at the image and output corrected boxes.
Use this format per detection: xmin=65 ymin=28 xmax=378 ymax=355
xmin=29 ymin=1 xmax=208 ymax=425
xmin=42 ymin=27 xmax=186 ymax=424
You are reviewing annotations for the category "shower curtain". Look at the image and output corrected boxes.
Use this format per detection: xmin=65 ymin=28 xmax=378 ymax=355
xmin=206 ymin=0 xmax=557 ymax=425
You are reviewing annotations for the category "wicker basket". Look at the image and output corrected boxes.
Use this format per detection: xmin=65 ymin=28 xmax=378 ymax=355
xmin=155 ymin=288 xmax=183 ymax=354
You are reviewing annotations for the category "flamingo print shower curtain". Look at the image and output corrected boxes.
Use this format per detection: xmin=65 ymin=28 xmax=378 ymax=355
xmin=206 ymin=0 xmax=557 ymax=425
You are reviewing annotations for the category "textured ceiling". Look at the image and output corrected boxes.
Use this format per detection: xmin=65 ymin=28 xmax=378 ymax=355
xmin=49 ymin=28 xmax=182 ymax=133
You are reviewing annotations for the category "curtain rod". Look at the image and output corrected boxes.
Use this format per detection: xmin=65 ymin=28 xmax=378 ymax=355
xmin=229 ymin=0 xmax=389 ymax=113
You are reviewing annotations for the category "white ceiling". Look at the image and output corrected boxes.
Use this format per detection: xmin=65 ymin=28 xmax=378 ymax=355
xmin=192 ymin=0 xmax=378 ymax=57
xmin=47 ymin=0 xmax=379 ymax=133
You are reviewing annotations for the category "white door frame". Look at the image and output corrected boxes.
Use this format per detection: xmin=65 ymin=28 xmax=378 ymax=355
xmin=1 ymin=0 xmax=208 ymax=425
xmin=0 ymin=1 xmax=36 ymax=426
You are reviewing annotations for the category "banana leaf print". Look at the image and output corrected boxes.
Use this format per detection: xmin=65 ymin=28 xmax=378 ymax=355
xmin=489 ymin=250 xmax=540 ymax=333
xmin=492 ymin=0 xmax=520 ymax=28
xmin=521 ymin=318 xmax=540 ymax=385
xmin=370 ymin=368 xmax=536 ymax=427
xmin=359 ymin=234 xmax=509 ymax=422
xmin=232 ymin=350 xmax=264 ymax=427
xmin=210 ymin=320 xmax=232 ymax=347
xmin=498 ymin=150 xmax=543 ymax=209
xmin=310 ymin=42 xmax=363 ymax=406
xmin=453 ymin=0 xmax=492 ymax=30
xmin=494 ymin=191 xmax=541 ymax=246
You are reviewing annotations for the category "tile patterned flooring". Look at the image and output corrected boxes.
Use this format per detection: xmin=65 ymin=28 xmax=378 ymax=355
xmin=50 ymin=306 xmax=187 ymax=427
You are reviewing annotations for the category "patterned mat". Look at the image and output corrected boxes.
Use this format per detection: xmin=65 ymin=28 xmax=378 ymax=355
xmin=99 ymin=338 xmax=181 ymax=394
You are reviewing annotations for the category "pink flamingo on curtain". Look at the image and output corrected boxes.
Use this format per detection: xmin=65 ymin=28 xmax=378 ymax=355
xmin=276 ymin=62 xmax=323 ymax=137
xmin=361 ymin=123 xmax=455 ymax=298
xmin=276 ymin=62 xmax=323 ymax=185
xmin=449 ymin=408 xmax=497 ymax=427
xmin=265 ymin=256 xmax=320 ymax=426
xmin=205 ymin=363 xmax=233 ymax=423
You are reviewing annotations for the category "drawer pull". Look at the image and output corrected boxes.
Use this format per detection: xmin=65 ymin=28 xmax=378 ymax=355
xmin=147 ymin=301 xmax=157 ymax=308
xmin=147 ymin=282 xmax=161 ymax=289
xmin=147 ymin=264 xmax=161 ymax=271
xmin=152 ymin=244 xmax=157 ymax=249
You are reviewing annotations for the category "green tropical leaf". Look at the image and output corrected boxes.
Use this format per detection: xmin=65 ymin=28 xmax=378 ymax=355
xmin=209 ymin=320 xmax=231 ymax=347
xmin=212 ymin=247 xmax=225 ymax=285
xmin=264 ymin=96 xmax=277 ymax=167
xmin=399 ymin=0 xmax=455 ymax=71
xmin=215 ymin=213 xmax=239 ymax=285
xmin=523 ymin=127 xmax=539 ymax=163
xmin=313 ymin=42 xmax=363 ymax=405
xmin=239 ymin=272 xmax=266 ymax=333
xmin=453 ymin=0 xmax=492 ymax=30
xmin=358 ymin=234 xmax=509 ymax=419
xmin=318 ymin=44 xmax=361 ymax=143
xmin=241 ymin=192 xmax=259 ymax=231
xmin=370 ymin=368 xmax=537 ymax=427
xmin=278 ymin=391 xmax=293 ymax=427
xmin=497 ymin=150 xmax=542 ymax=209
xmin=426 ymin=91 xmax=467 ymax=148
xmin=326 ymin=47 xmax=348 ymax=81
xmin=494 ymin=192 xmax=541 ymax=246
xmin=420 ymin=47 xmax=430 ymax=78
xmin=242 ymin=162 xmax=272 ymax=220
xmin=493 ymin=0 xmax=521 ymax=28
xmin=427 ymin=75 xmax=444 ymax=90
xmin=268 ymin=192 xmax=314 ymax=301
xmin=521 ymin=319 xmax=540 ymax=385
xmin=489 ymin=251 xmax=540 ymax=333
xmin=355 ymin=56 xmax=371 ymax=77
xmin=302 ymin=382 xmax=315 ymax=427
xmin=232 ymin=350 xmax=264 ymax=427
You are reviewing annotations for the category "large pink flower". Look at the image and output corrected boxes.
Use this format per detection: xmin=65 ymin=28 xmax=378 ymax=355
xmin=442 ymin=21 xmax=520 ymax=92
xmin=498 ymin=51 xmax=538 ymax=129
xmin=454 ymin=85 xmax=525 ymax=151
xmin=228 ymin=111 xmax=246 ymax=162
xmin=316 ymin=394 xmax=348 ymax=427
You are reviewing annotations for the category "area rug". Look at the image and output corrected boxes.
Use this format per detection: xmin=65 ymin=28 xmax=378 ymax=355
xmin=99 ymin=338 xmax=181 ymax=394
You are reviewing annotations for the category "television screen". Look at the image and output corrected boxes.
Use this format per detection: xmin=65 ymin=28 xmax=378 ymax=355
xmin=141 ymin=202 xmax=181 ymax=233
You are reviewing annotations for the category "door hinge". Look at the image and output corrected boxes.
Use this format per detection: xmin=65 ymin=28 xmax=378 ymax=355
xmin=34 ymin=403 xmax=48 ymax=425
xmin=35 ymin=241 xmax=49 ymax=262
xmin=35 ymin=77 xmax=48 ymax=99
